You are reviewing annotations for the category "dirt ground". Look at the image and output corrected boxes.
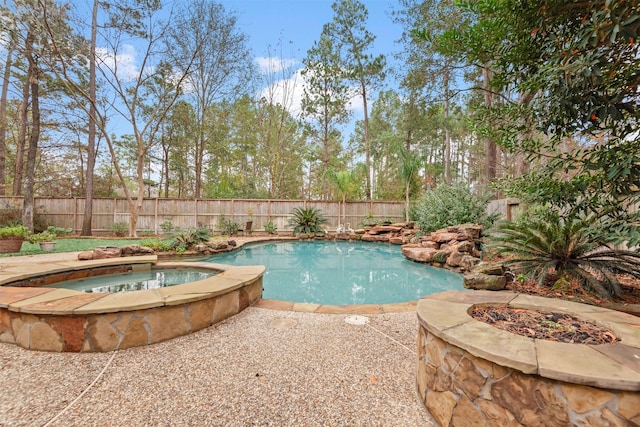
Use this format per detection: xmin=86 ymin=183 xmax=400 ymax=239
xmin=505 ymin=274 xmax=640 ymax=307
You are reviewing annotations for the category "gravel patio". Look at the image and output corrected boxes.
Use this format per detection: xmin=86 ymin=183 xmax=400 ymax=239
xmin=0 ymin=306 xmax=433 ymax=426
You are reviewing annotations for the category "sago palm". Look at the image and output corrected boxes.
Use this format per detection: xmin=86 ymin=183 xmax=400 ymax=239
xmin=288 ymin=207 xmax=329 ymax=235
xmin=488 ymin=212 xmax=640 ymax=299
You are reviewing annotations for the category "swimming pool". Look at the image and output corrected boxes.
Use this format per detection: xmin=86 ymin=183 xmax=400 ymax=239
xmin=206 ymin=241 xmax=463 ymax=305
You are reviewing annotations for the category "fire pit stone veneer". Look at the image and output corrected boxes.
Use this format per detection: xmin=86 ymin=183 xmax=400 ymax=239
xmin=416 ymin=290 xmax=640 ymax=427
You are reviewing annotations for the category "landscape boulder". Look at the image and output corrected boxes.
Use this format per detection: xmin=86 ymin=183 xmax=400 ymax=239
xmin=472 ymin=262 xmax=505 ymax=276
xmin=91 ymin=246 xmax=122 ymax=259
xmin=401 ymin=224 xmax=483 ymax=273
xmin=463 ymin=272 xmax=507 ymax=291
xmin=401 ymin=246 xmax=437 ymax=263
xmin=359 ymin=222 xmax=417 ymax=245
xmin=462 ymin=262 xmax=507 ymax=291
xmin=120 ymin=244 xmax=155 ymax=256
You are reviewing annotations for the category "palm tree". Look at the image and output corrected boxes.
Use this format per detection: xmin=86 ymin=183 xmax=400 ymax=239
xmin=327 ymin=169 xmax=358 ymax=226
xmin=398 ymin=146 xmax=421 ymax=222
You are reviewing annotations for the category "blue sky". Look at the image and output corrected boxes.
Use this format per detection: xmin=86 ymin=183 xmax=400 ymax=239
xmin=56 ymin=0 xmax=404 ymax=136
xmin=220 ymin=0 xmax=404 ymax=126
xmin=225 ymin=0 xmax=402 ymax=61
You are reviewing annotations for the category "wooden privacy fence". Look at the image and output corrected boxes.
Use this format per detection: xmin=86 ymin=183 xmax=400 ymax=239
xmin=487 ymin=198 xmax=523 ymax=221
xmin=0 ymin=197 xmax=405 ymax=234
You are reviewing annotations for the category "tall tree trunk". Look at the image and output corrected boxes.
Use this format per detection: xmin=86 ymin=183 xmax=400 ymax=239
xmin=162 ymin=139 xmax=170 ymax=198
xmin=444 ymin=66 xmax=452 ymax=185
xmin=81 ymin=0 xmax=99 ymax=236
xmin=22 ymin=30 xmax=39 ymax=231
xmin=404 ymin=180 xmax=411 ymax=222
xmin=0 ymin=44 xmax=13 ymax=196
xmin=322 ymin=116 xmax=330 ymax=200
xmin=13 ymin=65 xmax=30 ymax=196
xmin=362 ymin=80 xmax=371 ymax=200
xmin=483 ymin=67 xmax=497 ymax=186
xmin=194 ymin=106 xmax=205 ymax=198
xmin=342 ymin=193 xmax=346 ymax=225
xmin=125 ymin=143 xmax=148 ymax=237
xmin=405 ymin=129 xmax=412 ymax=222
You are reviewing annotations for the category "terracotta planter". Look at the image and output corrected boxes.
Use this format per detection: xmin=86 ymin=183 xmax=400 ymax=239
xmin=0 ymin=238 xmax=24 ymax=253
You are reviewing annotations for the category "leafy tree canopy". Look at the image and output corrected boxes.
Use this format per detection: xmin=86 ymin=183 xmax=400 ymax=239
xmin=438 ymin=0 xmax=640 ymax=245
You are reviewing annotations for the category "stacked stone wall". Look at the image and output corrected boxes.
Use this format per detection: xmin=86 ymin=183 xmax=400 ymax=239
xmin=0 ymin=278 xmax=262 ymax=352
xmin=417 ymin=325 xmax=640 ymax=426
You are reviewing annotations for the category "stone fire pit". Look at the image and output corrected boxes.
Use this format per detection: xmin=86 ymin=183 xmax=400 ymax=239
xmin=416 ymin=290 xmax=640 ymax=426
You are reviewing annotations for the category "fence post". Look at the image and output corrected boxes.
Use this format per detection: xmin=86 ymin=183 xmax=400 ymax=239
xmin=73 ymin=197 xmax=78 ymax=233
xmin=154 ymin=198 xmax=158 ymax=234
xmin=194 ymin=199 xmax=199 ymax=227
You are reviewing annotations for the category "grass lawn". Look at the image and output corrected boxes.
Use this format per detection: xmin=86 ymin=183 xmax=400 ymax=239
xmin=1 ymin=238 xmax=144 ymax=257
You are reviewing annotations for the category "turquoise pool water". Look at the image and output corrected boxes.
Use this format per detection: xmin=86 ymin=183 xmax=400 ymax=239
xmin=207 ymin=241 xmax=463 ymax=305
xmin=43 ymin=269 xmax=216 ymax=293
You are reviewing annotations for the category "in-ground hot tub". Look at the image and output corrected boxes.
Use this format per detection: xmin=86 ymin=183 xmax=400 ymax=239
xmin=0 ymin=255 xmax=264 ymax=352
xmin=416 ymin=290 xmax=640 ymax=426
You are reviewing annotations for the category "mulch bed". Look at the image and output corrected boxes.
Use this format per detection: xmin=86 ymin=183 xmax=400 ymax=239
xmin=470 ymin=305 xmax=619 ymax=345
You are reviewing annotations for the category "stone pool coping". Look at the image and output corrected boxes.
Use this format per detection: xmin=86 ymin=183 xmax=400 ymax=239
xmin=254 ymin=298 xmax=417 ymax=314
xmin=417 ymin=290 xmax=640 ymax=391
xmin=0 ymin=255 xmax=264 ymax=316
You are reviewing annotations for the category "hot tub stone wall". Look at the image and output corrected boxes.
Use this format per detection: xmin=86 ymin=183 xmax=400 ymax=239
xmin=0 ymin=257 xmax=264 ymax=352
xmin=417 ymin=327 xmax=640 ymax=426
xmin=0 ymin=279 xmax=262 ymax=352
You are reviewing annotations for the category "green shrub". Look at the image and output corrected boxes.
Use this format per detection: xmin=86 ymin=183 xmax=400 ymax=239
xmin=175 ymin=243 xmax=187 ymax=255
xmin=159 ymin=219 xmax=175 ymax=234
xmin=47 ymin=226 xmax=73 ymax=236
xmin=488 ymin=208 xmax=640 ymax=299
xmin=288 ymin=207 xmax=329 ymax=235
xmin=109 ymin=222 xmax=128 ymax=237
xmin=172 ymin=226 xmax=212 ymax=247
xmin=27 ymin=230 xmax=57 ymax=243
xmin=356 ymin=215 xmax=395 ymax=227
xmin=0 ymin=224 xmax=30 ymax=238
xmin=264 ymin=221 xmax=278 ymax=235
xmin=0 ymin=202 xmax=49 ymax=231
xmin=216 ymin=215 xmax=239 ymax=236
xmin=414 ymin=183 xmax=497 ymax=232
xmin=357 ymin=215 xmax=377 ymax=228
xmin=140 ymin=238 xmax=173 ymax=252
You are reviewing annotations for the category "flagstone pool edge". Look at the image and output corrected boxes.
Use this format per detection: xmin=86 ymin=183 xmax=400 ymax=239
xmin=0 ymin=256 xmax=264 ymax=352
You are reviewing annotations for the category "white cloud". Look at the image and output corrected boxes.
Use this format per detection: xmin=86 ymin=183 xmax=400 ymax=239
xmin=257 ymin=64 xmax=364 ymax=118
xmin=258 ymin=67 xmax=306 ymax=116
xmin=96 ymin=44 xmax=142 ymax=82
xmin=254 ymin=56 xmax=298 ymax=75
xmin=347 ymin=94 xmax=364 ymax=114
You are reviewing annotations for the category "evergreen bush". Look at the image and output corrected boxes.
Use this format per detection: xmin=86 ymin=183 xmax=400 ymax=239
xmin=414 ymin=183 xmax=497 ymax=232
